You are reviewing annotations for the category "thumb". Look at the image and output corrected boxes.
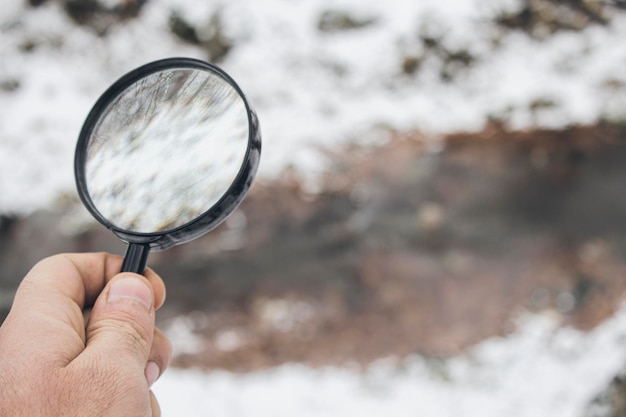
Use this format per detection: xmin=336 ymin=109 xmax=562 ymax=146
xmin=81 ymin=274 xmax=155 ymax=372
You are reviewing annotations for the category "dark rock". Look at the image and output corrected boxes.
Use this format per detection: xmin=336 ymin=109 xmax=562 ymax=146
xmin=585 ymin=367 xmax=626 ymax=417
xmin=401 ymin=55 xmax=422 ymax=75
xmin=317 ymin=9 xmax=377 ymax=33
xmin=168 ymin=10 xmax=232 ymax=62
xmin=0 ymin=78 xmax=20 ymax=92
xmin=63 ymin=0 xmax=147 ymax=34
xmin=168 ymin=11 xmax=201 ymax=45
xmin=402 ymin=23 xmax=478 ymax=82
xmin=495 ymin=0 xmax=624 ymax=38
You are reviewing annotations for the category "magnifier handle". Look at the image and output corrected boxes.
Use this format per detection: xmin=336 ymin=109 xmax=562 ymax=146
xmin=121 ymin=243 xmax=150 ymax=274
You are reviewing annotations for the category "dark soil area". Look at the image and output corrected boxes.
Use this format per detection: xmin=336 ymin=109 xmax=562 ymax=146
xmin=2 ymin=122 xmax=626 ymax=373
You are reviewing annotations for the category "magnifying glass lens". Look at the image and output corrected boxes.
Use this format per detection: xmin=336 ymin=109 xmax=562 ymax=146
xmin=74 ymin=58 xmax=261 ymax=273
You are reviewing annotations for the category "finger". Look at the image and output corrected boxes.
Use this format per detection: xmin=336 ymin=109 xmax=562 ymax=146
xmin=0 ymin=253 xmax=167 ymax=366
xmin=144 ymin=267 xmax=167 ymax=310
xmin=12 ymin=253 xmax=165 ymax=314
xmin=0 ymin=253 xmax=122 ymax=364
xmin=146 ymin=328 xmax=172 ymax=388
xmin=80 ymin=273 xmax=156 ymax=373
xmin=150 ymin=391 xmax=161 ymax=417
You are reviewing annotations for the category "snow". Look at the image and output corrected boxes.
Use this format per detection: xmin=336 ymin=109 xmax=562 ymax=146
xmin=154 ymin=307 xmax=626 ymax=417
xmin=1 ymin=0 xmax=626 ymax=213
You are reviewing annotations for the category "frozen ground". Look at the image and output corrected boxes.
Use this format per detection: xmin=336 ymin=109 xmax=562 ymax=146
xmin=154 ymin=306 xmax=626 ymax=417
xmin=1 ymin=0 xmax=626 ymax=212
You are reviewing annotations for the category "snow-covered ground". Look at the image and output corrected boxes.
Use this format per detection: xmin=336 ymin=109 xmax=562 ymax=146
xmin=154 ymin=307 xmax=626 ymax=417
xmin=1 ymin=0 xmax=626 ymax=212
xmin=2 ymin=1 xmax=626 ymax=415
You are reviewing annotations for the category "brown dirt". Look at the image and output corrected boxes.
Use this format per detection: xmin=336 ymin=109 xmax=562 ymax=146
xmin=160 ymin=122 xmax=626 ymax=371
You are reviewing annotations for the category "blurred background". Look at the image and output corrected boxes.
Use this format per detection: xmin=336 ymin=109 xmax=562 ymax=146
xmin=2 ymin=0 xmax=626 ymax=415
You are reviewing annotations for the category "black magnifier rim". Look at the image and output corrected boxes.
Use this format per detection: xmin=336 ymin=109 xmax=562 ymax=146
xmin=75 ymin=57 xmax=261 ymax=251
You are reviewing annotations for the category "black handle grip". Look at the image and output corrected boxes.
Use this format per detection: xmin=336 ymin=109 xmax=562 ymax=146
xmin=121 ymin=243 xmax=151 ymax=274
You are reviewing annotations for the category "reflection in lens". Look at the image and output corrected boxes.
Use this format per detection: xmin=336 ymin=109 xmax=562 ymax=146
xmin=85 ymin=68 xmax=249 ymax=233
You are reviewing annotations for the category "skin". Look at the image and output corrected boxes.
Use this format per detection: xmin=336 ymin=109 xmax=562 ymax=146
xmin=0 ymin=252 xmax=172 ymax=417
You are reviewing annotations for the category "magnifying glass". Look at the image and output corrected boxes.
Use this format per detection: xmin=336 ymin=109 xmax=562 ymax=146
xmin=74 ymin=57 xmax=261 ymax=274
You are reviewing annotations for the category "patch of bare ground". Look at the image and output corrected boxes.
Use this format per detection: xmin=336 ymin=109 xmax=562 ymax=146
xmin=152 ymin=122 xmax=626 ymax=372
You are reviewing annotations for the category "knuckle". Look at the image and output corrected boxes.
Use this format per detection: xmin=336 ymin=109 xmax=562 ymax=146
xmin=92 ymin=312 xmax=153 ymax=356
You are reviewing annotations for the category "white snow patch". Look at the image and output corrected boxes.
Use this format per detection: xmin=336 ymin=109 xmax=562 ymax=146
xmin=154 ymin=307 xmax=626 ymax=417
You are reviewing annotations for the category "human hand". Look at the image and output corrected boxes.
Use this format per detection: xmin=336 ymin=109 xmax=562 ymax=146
xmin=0 ymin=252 xmax=172 ymax=417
